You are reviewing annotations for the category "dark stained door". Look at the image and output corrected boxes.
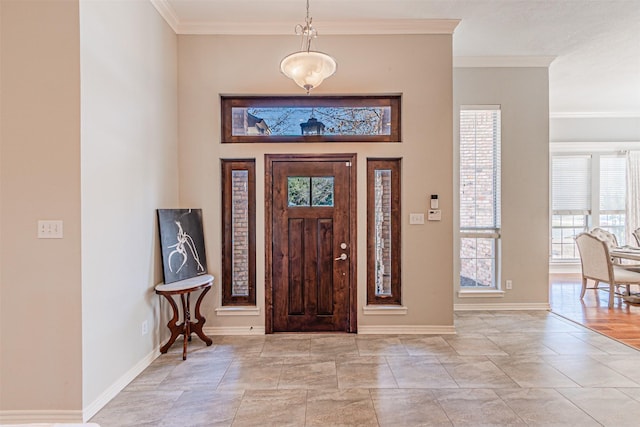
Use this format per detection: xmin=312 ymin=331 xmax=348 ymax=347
xmin=272 ymin=159 xmax=352 ymax=332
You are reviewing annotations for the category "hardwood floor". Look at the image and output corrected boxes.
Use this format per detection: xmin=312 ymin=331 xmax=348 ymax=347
xmin=550 ymin=273 xmax=640 ymax=350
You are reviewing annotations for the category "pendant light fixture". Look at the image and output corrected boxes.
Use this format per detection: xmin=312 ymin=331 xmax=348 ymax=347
xmin=280 ymin=0 xmax=337 ymax=94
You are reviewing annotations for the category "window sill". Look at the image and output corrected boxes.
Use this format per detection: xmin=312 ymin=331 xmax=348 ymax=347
xmin=215 ymin=306 xmax=260 ymax=316
xmin=362 ymin=305 xmax=408 ymax=315
xmin=457 ymin=289 xmax=505 ymax=298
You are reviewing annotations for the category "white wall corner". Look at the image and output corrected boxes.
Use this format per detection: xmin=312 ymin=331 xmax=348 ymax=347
xmin=82 ymin=348 xmax=160 ymax=421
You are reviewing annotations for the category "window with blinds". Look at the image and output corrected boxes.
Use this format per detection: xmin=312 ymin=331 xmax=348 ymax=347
xmin=551 ymin=155 xmax=591 ymax=259
xmin=459 ymin=106 xmax=501 ymax=289
xmin=599 ymin=155 xmax=626 ymax=244
xmin=550 ymin=153 xmax=627 ymax=260
xmin=552 ymin=156 xmax=591 ymax=214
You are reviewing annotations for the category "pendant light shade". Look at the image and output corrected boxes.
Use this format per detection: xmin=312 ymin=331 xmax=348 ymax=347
xmin=280 ymin=0 xmax=336 ymax=94
xmin=280 ymin=51 xmax=337 ymax=94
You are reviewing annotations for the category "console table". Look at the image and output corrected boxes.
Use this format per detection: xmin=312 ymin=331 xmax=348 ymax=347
xmin=155 ymin=274 xmax=214 ymax=360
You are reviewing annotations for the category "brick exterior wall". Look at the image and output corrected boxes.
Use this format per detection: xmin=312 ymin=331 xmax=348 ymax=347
xmin=232 ymin=170 xmax=249 ymax=296
xmin=374 ymin=170 xmax=392 ymax=295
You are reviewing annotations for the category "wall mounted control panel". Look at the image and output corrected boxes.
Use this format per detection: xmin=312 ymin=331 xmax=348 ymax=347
xmin=428 ymin=210 xmax=442 ymax=221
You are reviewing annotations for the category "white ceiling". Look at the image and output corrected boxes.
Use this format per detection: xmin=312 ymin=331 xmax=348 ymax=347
xmin=154 ymin=0 xmax=640 ymax=116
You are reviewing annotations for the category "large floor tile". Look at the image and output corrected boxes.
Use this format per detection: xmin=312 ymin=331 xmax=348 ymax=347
xmin=543 ymin=355 xmax=640 ymax=387
xmin=159 ymin=390 xmax=243 ymax=427
xmin=386 ymin=356 xmax=458 ymax=388
xmin=305 ymin=389 xmax=378 ymax=427
xmin=336 ymin=355 xmax=398 ymax=389
xmin=495 ymin=388 xmax=599 ymax=426
xmin=232 ymin=389 xmax=307 ymax=427
xmin=441 ymin=358 xmax=519 ymax=388
xmin=433 ymin=389 xmax=525 ymax=426
xmin=443 ymin=336 xmax=508 ymax=356
xmin=89 ymin=310 xmax=640 ymax=426
xmin=216 ymin=357 xmax=283 ymax=390
xmin=371 ymin=389 xmax=452 ymax=426
xmin=488 ymin=355 xmax=580 ymax=388
xmin=558 ymin=387 xmax=640 ymax=426
xmin=89 ymin=390 xmax=183 ymax=427
xmin=355 ymin=335 xmax=409 ymax=356
xmin=277 ymin=358 xmax=338 ymax=389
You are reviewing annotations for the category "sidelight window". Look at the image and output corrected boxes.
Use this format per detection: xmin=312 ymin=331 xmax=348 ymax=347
xmin=367 ymin=158 xmax=401 ymax=305
xmin=221 ymin=159 xmax=256 ymax=305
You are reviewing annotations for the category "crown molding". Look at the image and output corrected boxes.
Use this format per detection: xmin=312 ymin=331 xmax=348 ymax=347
xmin=176 ymin=19 xmax=460 ymax=35
xmin=147 ymin=2 xmax=461 ymax=36
xmin=454 ymin=56 xmax=556 ymax=68
xmin=150 ymin=0 xmax=180 ymax=33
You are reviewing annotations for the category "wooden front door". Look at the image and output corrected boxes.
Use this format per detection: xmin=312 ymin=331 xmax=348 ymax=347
xmin=267 ymin=154 xmax=356 ymax=333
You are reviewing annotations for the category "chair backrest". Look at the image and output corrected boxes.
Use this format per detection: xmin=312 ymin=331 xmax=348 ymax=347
xmin=590 ymin=227 xmax=618 ymax=249
xmin=575 ymin=232 xmax=614 ymax=283
xmin=633 ymin=228 xmax=640 ymax=247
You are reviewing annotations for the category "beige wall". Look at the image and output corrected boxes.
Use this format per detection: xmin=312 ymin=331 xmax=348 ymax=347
xmin=178 ymin=34 xmax=455 ymax=331
xmin=80 ymin=0 xmax=178 ymax=413
xmin=0 ymin=0 xmax=83 ymax=414
xmin=453 ymin=67 xmax=550 ymax=307
xmin=0 ymin=0 xmax=178 ymax=421
xmin=0 ymin=0 xmax=552 ymax=420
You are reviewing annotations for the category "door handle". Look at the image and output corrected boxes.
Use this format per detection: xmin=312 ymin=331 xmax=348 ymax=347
xmin=335 ymin=253 xmax=347 ymax=261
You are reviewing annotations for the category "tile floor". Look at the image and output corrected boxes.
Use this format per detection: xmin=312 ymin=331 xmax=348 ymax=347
xmin=90 ymin=311 xmax=640 ymax=426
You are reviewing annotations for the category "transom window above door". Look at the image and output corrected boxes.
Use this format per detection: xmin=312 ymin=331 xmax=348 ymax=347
xmin=221 ymin=95 xmax=401 ymax=143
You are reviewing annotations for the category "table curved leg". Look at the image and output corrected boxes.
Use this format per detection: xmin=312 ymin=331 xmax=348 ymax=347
xmin=181 ymin=293 xmax=189 ymax=360
xmin=192 ymin=286 xmax=213 ymax=346
xmin=160 ymin=294 xmax=182 ymax=354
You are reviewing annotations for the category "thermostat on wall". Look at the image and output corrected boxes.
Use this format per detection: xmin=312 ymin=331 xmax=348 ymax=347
xmin=428 ymin=210 xmax=441 ymax=221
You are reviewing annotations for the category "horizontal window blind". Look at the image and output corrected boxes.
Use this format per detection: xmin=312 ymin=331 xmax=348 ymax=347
xmin=459 ymin=107 xmax=501 ymax=229
xmin=552 ymin=155 xmax=591 ymax=213
xmin=600 ymin=155 xmax=626 ymax=211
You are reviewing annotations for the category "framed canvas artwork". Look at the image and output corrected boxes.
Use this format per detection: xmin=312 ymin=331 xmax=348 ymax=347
xmin=157 ymin=208 xmax=208 ymax=284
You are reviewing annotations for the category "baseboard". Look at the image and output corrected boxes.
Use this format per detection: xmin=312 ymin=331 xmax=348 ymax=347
xmin=357 ymin=325 xmax=456 ymax=334
xmin=0 ymin=409 xmax=83 ymax=424
xmin=82 ymin=347 xmax=161 ymax=421
xmin=454 ymin=302 xmax=551 ymax=311
xmin=204 ymin=326 xmax=266 ymax=335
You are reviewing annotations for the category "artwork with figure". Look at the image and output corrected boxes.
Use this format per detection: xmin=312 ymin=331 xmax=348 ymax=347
xmin=157 ymin=209 xmax=208 ymax=284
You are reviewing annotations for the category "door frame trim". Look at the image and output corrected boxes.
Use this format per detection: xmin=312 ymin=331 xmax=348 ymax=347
xmin=264 ymin=153 xmax=358 ymax=334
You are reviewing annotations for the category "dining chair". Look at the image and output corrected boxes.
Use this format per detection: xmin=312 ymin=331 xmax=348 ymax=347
xmin=590 ymin=227 xmax=624 ymax=265
xmin=590 ymin=227 xmax=618 ymax=248
xmin=633 ymin=228 xmax=640 ymax=247
xmin=575 ymin=232 xmax=640 ymax=308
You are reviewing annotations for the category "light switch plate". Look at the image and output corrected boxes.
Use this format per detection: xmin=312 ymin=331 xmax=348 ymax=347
xmin=38 ymin=220 xmax=63 ymax=238
xmin=409 ymin=213 xmax=425 ymax=224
